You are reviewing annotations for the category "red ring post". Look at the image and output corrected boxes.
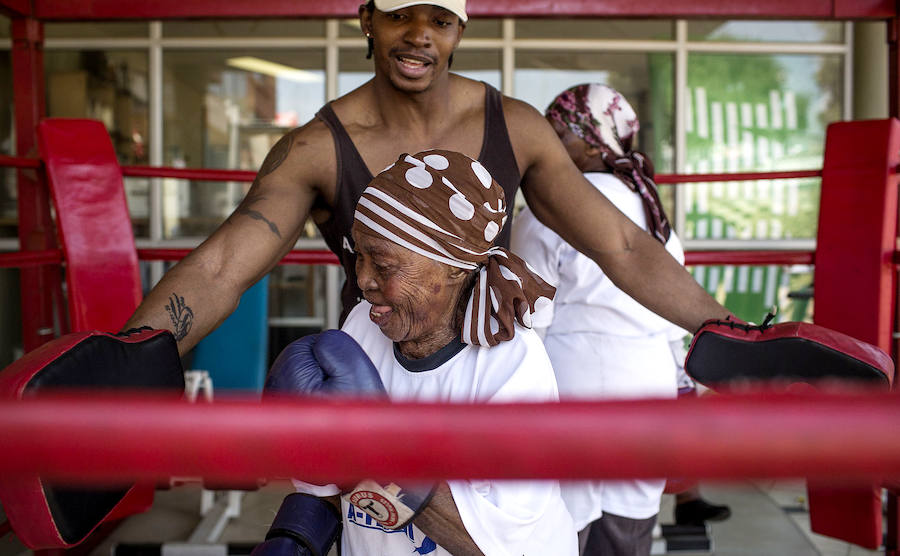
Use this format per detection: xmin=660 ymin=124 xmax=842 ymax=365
xmin=808 ymin=119 xmax=900 ymax=550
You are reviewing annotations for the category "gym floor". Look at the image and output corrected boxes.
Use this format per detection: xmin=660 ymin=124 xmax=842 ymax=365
xmin=0 ymin=480 xmax=886 ymax=555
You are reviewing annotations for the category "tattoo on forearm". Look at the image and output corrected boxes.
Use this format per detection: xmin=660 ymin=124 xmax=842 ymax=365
xmin=164 ymin=293 xmax=194 ymax=341
xmin=228 ymin=190 xmax=282 ymax=239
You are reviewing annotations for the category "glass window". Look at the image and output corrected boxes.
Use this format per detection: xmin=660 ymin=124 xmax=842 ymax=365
xmin=268 ymin=263 xmax=330 ymax=346
xmin=164 ymin=19 xmax=325 ymax=38
xmin=163 ymin=49 xmax=325 ymax=238
xmin=0 ymin=41 xmax=19 ymax=368
xmin=516 ymin=19 xmax=673 ymax=40
xmin=683 ymin=53 xmax=842 ymax=236
xmin=691 ymin=264 xmax=814 ymax=323
xmin=0 ymin=50 xmax=14 ymax=223
xmin=340 ymin=19 xmax=365 ymax=38
xmin=0 ymin=51 xmax=11 ymax=156
xmin=338 ymin=49 xmax=373 ymax=96
xmin=340 ymin=15 xmax=500 ymax=38
xmin=689 ymin=20 xmax=844 ymax=43
xmin=684 ymin=52 xmax=840 ymax=322
xmin=461 ymin=18 xmax=503 ymax=38
xmin=44 ymin=50 xmax=150 ymax=165
xmin=515 ymin=51 xmax=675 ymax=172
xmin=45 ymin=22 xmax=149 ymax=38
xmin=124 ymin=176 xmax=151 ymax=239
xmin=451 ymin=49 xmax=501 ymax=90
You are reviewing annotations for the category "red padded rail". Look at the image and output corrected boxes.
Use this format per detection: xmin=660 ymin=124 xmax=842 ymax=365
xmin=37 ymin=119 xmax=142 ymax=333
xmin=807 ymin=119 xmax=900 ymax=550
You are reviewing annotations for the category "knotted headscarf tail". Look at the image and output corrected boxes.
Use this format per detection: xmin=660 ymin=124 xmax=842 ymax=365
xmin=546 ymin=83 xmax=672 ymax=244
xmin=354 ymin=150 xmax=555 ymax=347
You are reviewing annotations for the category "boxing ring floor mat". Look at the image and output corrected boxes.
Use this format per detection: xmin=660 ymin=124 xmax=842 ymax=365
xmin=0 ymin=480 xmax=885 ymax=556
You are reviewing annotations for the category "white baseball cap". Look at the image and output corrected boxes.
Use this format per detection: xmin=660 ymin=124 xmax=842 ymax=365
xmin=373 ymin=0 xmax=467 ymax=23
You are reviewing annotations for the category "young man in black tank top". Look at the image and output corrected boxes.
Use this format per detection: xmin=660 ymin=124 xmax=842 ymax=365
xmin=124 ymin=0 xmax=729 ymax=352
xmin=118 ymin=1 xmax=732 ymax=553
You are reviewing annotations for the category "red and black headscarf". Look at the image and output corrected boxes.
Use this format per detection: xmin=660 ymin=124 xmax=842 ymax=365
xmin=546 ymin=83 xmax=672 ymax=244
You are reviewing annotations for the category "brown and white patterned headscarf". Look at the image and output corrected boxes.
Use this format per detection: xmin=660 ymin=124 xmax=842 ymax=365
xmin=546 ymin=83 xmax=672 ymax=244
xmin=354 ymin=150 xmax=555 ymax=347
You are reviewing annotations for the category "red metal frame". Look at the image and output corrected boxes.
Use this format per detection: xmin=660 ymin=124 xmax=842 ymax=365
xmin=11 ymin=18 xmax=66 ymax=352
xmin=22 ymin=0 xmax=897 ymax=20
xmin=0 ymin=0 xmax=29 ymax=18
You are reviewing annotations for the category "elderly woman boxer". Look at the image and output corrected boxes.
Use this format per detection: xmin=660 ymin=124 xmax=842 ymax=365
xmin=259 ymin=149 xmax=578 ymax=556
xmin=338 ymin=149 xmax=575 ymax=555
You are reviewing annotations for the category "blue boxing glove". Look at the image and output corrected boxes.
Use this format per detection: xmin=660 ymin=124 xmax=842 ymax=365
xmin=251 ymin=493 xmax=341 ymax=556
xmin=264 ymin=329 xmax=387 ymax=398
xmin=265 ymin=329 xmax=435 ymax=531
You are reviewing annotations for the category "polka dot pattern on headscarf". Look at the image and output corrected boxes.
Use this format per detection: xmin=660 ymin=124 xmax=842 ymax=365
xmin=354 ymin=149 xmax=556 ymax=347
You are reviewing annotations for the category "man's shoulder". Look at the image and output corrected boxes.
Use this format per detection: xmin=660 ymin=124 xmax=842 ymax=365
xmin=497 ymin=95 xmax=559 ymax=171
xmin=281 ymin=117 xmax=336 ymax=165
xmin=328 ymin=84 xmax=379 ymax=127
xmin=499 ymin=94 xmax=544 ymax=122
xmin=259 ymin=116 xmax=337 ymax=194
xmin=291 ymin=112 xmax=334 ymax=143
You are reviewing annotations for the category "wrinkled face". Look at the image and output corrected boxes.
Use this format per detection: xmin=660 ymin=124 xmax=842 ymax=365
xmin=360 ymin=4 xmax=465 ymax=93
xmin=352 ymin=222 xmax=467 ymax=352
xmin=548 ymin=116 xmax=597 ymax=173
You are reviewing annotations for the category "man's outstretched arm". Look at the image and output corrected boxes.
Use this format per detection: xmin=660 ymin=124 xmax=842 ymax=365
xmin=122 ymin=122 xmax=335 ymax=354
xmin=508 ymin=99 xmax=730 ymax=333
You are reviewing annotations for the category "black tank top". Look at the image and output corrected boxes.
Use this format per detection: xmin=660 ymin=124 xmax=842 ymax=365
xmin=315 ymin=83 xmax=521 ymax=323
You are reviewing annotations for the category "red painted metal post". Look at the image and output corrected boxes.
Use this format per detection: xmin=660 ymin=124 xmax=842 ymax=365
xmin=11 ymin=17 xmax=64 ymax=351
xmin=807 ymin=119 xmax=900 ymax=549
xmin=891 ymin=13 xmax=900 ymax=118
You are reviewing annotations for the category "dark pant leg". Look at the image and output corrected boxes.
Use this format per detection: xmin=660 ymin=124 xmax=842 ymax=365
xmin=582 ymin=512 xmax=657 ymax=556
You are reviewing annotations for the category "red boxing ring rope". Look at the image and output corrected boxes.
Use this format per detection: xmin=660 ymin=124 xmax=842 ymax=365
xmin=122 ymin=165 xmax=256 ymax=182
xmin=0 ymin=248 xmax=819 ymax=268
xmin=0 ymin=155 xmax=40 ymax=169
xmin=0 ymin=249 xmax=63 ymax=268
xmin=1 ymin=391 xmax=898 ymax=486
xmin=0 ymin=161 xmax=837 ymax=269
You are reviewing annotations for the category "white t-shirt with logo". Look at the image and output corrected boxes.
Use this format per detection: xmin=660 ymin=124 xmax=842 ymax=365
xmin=315 ymin=300 xmax=578 ymax=556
